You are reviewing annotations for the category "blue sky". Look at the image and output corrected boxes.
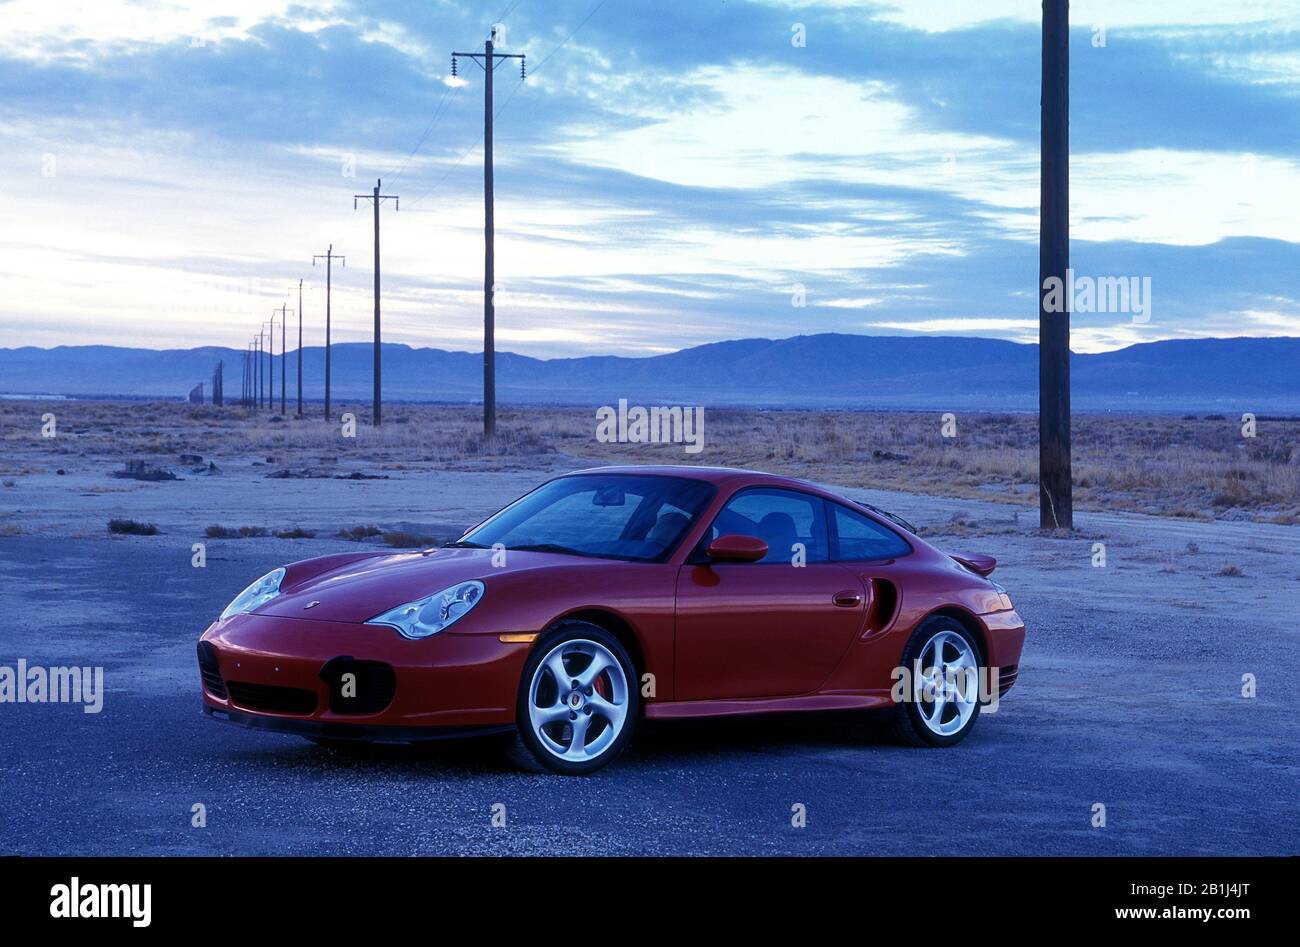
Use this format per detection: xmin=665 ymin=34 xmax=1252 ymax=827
xmin=2 ymin=0 xmax=1299 ymax=355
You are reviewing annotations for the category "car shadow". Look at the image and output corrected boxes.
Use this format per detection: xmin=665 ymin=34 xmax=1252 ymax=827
xmin=226 ymin=731 xmax=520 ymax=776
xmin=627 ymin=711 xmax=900 ymax=765
xmin=220 ymin=712 xmax=902 ymax=776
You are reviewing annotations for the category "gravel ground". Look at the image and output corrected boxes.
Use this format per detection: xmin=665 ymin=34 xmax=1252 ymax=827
xmin=0 ymin=473 xmax=1297 ymax=855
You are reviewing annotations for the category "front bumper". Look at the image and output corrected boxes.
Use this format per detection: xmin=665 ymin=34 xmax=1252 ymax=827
xmin=203 ymin=704 xmax=514 ymax=743
xmin=198 ymin=613 xmax=531 ymax=735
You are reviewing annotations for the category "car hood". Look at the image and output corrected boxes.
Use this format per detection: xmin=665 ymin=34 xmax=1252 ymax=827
xmin=255 ymin=547 xmax=569 ymax=624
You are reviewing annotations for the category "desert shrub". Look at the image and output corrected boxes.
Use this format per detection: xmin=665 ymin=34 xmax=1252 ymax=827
xmin=109 ymin=519 xmax=159 ymax=535
xmin=273 ymin=527 xmax=316 ymax=539
xmin=339 ymin=524 xmax=383 ymax=541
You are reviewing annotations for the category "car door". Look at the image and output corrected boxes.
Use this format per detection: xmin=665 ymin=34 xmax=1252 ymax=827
xmin=674 ymin=487 xmax=868 ymax=701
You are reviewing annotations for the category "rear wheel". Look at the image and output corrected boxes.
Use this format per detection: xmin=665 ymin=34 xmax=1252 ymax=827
xmin=510 ymin=622 xmax=639 ymax=775
xmin=889 ymin=616 xmax=983 ymax=747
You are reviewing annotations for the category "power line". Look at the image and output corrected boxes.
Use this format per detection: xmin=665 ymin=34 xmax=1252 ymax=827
xmin=387 ymin=82 xmax=458 ymax=184
xmin=404 ymin=0 xmax=611 ymax=210
xmin=495 ymin=0 xmax=525 ymax=24
xmin=533 ymin=0 xmax=609 ymax=74
xmin=488 ymin=0 xmax=610 ymax=121
xmin=402 ymin=124 xmax=490 ymax=210
xmin=384 ymin=0 xmax=525 ymax=190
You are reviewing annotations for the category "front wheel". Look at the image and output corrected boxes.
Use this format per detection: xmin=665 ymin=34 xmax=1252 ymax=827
xmin=511 ymin=622 xmax=639 ymax=775
xmin=889 ymin=616 xmax=983 ymax=747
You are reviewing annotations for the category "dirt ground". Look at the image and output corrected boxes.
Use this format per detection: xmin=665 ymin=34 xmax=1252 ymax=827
xmin=1 ymin=455 xmax=1297 ymax=854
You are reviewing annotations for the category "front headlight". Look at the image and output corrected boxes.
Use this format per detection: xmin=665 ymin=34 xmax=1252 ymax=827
xmin=220 ymin=567 xmax=286 ymax=621
xmin=365 ymin=580 xmax=485 ymax=639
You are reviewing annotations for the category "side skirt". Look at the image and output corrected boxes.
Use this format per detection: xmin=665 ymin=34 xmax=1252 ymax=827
xmin=644 ymin=692 xmax=892 ymax=721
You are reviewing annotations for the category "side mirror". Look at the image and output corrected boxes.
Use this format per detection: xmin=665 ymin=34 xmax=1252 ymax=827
xmin=706 ymin=534 xmax=768 ymax=563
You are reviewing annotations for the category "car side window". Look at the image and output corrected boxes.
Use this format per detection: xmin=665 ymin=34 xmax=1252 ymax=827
xmin=831 ymin=503 xmax=911 ymax=561
xmin=711 ymin=489 xmax=828 ymax=564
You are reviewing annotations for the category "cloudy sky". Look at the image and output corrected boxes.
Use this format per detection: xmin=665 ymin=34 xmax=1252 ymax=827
xmin=2 ymin=0 xmax=1299 ymax=356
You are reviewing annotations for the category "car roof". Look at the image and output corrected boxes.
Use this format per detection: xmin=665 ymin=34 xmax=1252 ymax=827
xmin=564 ymin=464 xmax=828 ymax=492
xmin=559 ymin=464 xmax=923 ymax=540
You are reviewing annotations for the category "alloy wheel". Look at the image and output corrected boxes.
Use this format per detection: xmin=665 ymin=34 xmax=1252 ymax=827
xmin=527 ymin=638 xmax=629 ymax=762
xmin=913 ymin=629 xmax=979 ymax=737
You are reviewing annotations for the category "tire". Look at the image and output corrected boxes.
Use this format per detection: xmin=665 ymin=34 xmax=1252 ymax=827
xmin=509 ymin=621 xmax=639 ymax=775
xmin=888 ymin=616 xmax=983 ymax=747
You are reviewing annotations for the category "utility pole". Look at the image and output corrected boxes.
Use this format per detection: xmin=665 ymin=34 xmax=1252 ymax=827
xmin=454 ymin=27 xmax=525 ymax=439
xmin=296 ymin=279 xmax=304 ymax=416
xmin=355 ymin=179 xmax=399 ymax=427
xmin=1039 ymin=0 xmax=1072 ymax=530
xmin=241 ymin=347 xmax=248 ymax=407
xmin=313 ymin=245 xmax=345 ymax=421
xmin=274 ymin=303 xmax=291 ymax=415
xmin=265 ymin=316 xmax=276 ymax=413
xmin=256 ymin=331 xmax=264 ymax=408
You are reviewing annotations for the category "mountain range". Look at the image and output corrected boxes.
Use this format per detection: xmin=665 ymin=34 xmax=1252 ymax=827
xmin=1 ymin=334 xmax=1297 ymax=412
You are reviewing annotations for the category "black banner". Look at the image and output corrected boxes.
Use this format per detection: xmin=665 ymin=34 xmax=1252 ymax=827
xmin=1 ymin=856 xmax=1287 ymax=932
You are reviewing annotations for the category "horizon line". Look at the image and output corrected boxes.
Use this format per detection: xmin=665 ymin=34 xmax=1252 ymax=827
xmin=4 ymin=330 xmax=1298 ymax=361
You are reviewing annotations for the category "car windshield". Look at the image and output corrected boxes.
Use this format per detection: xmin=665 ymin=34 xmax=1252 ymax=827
xmin=459 ymin=474 xmax=715 ymax=562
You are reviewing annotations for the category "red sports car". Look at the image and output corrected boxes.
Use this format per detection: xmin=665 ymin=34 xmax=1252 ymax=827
xmin=198 ymin=466 xmax=1025 ymax=774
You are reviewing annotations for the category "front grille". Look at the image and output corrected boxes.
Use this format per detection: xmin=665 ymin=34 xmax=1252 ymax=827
xmin=997 ymin=664 xmax=1019 ymax=695
xmin=226 ymin=681 xmax=318 ymax=715
xmin=196 ymin=641 xmax=226 ymax=699
xmin=319 ymin=657 xmax=397 ymax=715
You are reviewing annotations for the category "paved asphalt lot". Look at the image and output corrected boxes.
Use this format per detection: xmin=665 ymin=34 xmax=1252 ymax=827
xmin=1 ymin=516 xmax=1297 ymax=855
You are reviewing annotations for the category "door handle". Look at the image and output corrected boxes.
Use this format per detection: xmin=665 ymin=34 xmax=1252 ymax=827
xmin=833 ymin=590 xmax=863 ymax=607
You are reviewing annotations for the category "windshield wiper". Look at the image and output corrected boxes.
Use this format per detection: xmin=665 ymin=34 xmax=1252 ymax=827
xmin=442 ymin=539 xmax=486 ymax=549
xmin=508 ymin=543 xmax=584 ymax=556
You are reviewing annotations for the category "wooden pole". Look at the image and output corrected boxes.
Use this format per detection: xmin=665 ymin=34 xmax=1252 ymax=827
xmin=483 ymin=36 xmax=496 ymax=440
xmin=1039 ymin=0 xmax=1073 ymax=530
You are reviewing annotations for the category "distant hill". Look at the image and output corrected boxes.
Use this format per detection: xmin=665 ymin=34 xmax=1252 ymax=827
xmin=1 ymin=334 xmax=1297 ymax=412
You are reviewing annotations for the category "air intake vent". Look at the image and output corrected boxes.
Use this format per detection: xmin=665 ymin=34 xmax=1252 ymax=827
xmin=196 ymin=641 xmax=226 ymax=699
xmin=226 ymin=681 xmax=318 ymax=715
xmin=319 ymin=656 xmax=397 ymax=715
xmin=870 ymin=578 xmax=899 ymax=632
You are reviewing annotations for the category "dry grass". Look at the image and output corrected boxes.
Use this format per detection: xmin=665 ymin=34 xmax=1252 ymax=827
xmin=205 ymin=525 xmax=268 ymax=538
xmin=577 ymin=407 xmax=1300 ymax=521
xmin=2 ymin=399 xmax=1297 ymax=522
